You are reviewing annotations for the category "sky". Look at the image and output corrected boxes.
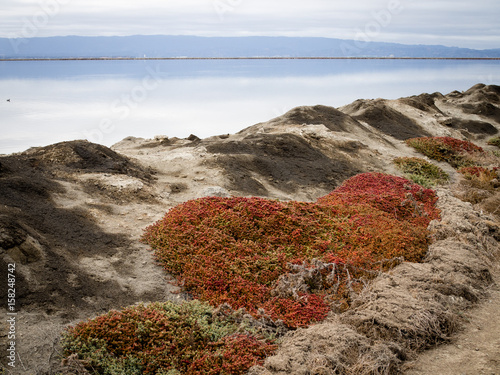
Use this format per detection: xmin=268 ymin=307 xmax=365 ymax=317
xmin=1 ymin=0 xmax=500 ymax=49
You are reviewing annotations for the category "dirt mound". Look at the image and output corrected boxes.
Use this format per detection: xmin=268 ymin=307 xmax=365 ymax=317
xmin=399 ymin=92 xmax=445 ymax=114
xmin=23 ymin=140 xmax=153 ymax=179
xmin=251 ymin=191 xmax=499 ymax=374
xmin=21 ymin=140 xmax=160 ymax=204
xmin=461 ymin=83 xmax=500 ymax=104
xmin=439 ymin=117 xmax=498 ymax=135
xmin=441 ymin=84 xmax=500 ymax=125
xmin=205 ymin=133 xmax=364 ymax=196
xmin=459 ymin=102 xmax=500 ymax=124
xmin=340 ymin=99 xmax=432 ymax=140
xmin=0 ymin=152 xmax=134 ymax=315
xmin=261 ymin=105 xmax=365 ymax=133
xmin=0 ymin=160 xmax=7 ymax=175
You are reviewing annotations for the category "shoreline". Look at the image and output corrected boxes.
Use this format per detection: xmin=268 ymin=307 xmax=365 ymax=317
xmin=2 ymin=56 xmax=500 ymax=61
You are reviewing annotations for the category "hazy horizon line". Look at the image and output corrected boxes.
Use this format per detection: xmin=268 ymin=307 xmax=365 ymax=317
xmin=2 ymin=57 xmax=500 ymax=61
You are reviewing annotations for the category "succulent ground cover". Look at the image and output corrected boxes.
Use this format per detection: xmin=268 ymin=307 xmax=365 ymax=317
xmin=406 ymin=136 xmax=500 ymax=220
xmin=405 ymin=136 xmax=484 ymax=168
xmin=487 ymin=136 xmax=500 ymax=148
xmin=62 ymin=173 xmax=440 ymax=374
xmin=62 ymin=300 xmax=277 ymax=375
xmin=393 ymin=157 xmax=449 ymax=187
xmin=406 ymin=136 xmax=499 ymax=186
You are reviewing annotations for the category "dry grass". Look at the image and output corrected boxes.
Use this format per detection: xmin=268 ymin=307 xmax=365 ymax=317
xmin=450 ymin=148 xmax=500 ymax=219
xmin=60 ymin=354 xmax=92 ymax=375
xmin=404 ymin=309 xmax=458 ymax=349
xmin=350 ymin=343 xmax=405 ymax=375
xmin=461 ymin=150 xmax=500 ymax=171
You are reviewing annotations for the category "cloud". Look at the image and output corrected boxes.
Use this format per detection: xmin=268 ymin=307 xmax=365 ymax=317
xmin=1 ymin=0 xmax=499 ymax=49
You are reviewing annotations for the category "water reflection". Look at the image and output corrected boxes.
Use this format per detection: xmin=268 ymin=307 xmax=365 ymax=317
xmin=0 ymin=59 xmax=499 ymax=154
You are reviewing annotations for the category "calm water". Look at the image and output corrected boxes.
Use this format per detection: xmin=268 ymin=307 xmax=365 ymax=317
xmin=0 ymin=59 xmax=499 ymax=154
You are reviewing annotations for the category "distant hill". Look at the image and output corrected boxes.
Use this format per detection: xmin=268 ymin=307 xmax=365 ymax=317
xmin=1 ymin=35 xmax=499 ymax=59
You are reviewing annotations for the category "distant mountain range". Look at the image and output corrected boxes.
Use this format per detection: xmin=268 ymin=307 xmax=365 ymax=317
xmin=1 ymin=35 xmax=500 ymax=59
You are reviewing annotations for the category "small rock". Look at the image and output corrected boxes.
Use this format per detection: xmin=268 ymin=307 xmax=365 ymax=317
xmin=201 ymin=186 xmax=231 ymax=198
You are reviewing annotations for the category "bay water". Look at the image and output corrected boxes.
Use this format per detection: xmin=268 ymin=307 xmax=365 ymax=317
xmin=0 ymin=59 xmax=499 ymax=154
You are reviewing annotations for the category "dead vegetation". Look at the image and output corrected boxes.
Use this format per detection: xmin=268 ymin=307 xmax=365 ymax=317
xmin=453 ymin=149 xmax=500 ymax=221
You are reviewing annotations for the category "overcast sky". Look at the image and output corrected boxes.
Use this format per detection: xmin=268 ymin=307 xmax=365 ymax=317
xmin=1 ymin=0 xmax=500 ymax=49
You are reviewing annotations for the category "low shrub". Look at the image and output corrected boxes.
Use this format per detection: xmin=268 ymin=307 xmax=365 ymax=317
xmin=487 ymin=136 xmax=500 ymax=148
xmin=61 ymin=300 xmax=277 ymax=375
xmin=393 ymin=157 xmax=449 ymax=187
xmin=317 ymin=172 xmax=440 ymax=227
xmin=405 ymin=136 xmax=484 ymax=168
xmin=143 ymin=173 xmax=439 ymax=328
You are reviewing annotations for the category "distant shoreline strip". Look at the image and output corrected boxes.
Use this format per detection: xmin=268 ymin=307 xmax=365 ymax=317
xmin=1 ymin=57 xmax=500 ymax=61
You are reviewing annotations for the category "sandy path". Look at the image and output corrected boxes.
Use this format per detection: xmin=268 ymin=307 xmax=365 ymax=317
xmin=406 ymin=264 xmax=500 ymax=375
